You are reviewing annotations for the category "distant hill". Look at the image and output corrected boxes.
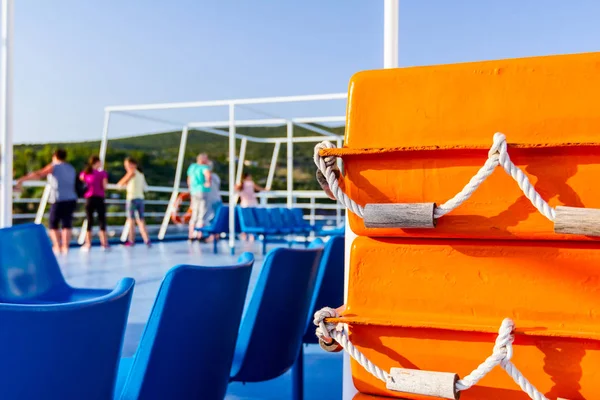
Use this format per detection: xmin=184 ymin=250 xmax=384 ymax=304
xmin=14 ymin=124 xmax=345 ymax=191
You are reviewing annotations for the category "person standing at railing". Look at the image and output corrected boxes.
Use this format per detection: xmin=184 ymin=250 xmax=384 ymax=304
xmin=117 ymin=157 xmax=151 ymax=247
xmin=15 ymin=149 xmax=77 ymax=255
xmin=201 ymin=160 xmax=223 ymax=243
xmin=206 ymin=161 xmax=222 ymax=222
xmin=79 ymin=155 xmax=109 ymax=251
xmin=235 ymin=172 xmax=265 ymax=241
xmin=186 ymin=153 xmax=211 ymax=241
xmin=236 ymin=172 xmax=265 ymax=208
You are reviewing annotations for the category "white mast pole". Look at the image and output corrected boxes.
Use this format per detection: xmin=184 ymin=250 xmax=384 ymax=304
xmin=0 ymin=0 xmax=14 ymax=228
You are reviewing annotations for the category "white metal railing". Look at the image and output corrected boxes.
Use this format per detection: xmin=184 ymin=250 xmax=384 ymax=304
xmin=100 ymin=92 xmax=347 ymax=254
xmin=12 ymin=180 xmax=344 ymax=242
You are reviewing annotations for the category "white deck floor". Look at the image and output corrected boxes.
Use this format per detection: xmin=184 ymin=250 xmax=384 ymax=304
xmin=57 ymin=239 xmax=343 ymax=400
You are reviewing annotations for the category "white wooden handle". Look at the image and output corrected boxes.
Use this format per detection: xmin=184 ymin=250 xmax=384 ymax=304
xmin=363 ymin=203 xmax=436 ymax=229
xmin=554 ymin=206 xmax=600 ymax=236
xmin=386 ymin=368 xmax=459 ymax=400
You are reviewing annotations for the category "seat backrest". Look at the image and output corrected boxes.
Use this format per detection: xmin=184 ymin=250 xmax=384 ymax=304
xmin=291 ymin=208 xmax=308 ymax=226
xmin=118 ymin=253 xmax=254 ymax=400
xmin=209 ymin=205 xmax=230 ymax=233
xmin=0 ymin=278 xmax=134 ymax=400
xmin=237 ymin=206 xmax=258 ymax=230
xmin=303 ymin=236 xmax=345 ymax=343
xmin=279 ymin=208 xmax=297 ymax=227
xmin=0 ymin=223 xmax=70 ymax=302
xmin=252 ymin=207 xmax=271 ymax=229
xmin=231 ymin=246 xmax=324 ymax=382
xmin=267 ymin=208 xmax=286 ymax=230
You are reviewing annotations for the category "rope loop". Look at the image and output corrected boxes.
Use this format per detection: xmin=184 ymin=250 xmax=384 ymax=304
xmin=489 ymin=132 xmax=508 ymax=159
xmin=313 ymin=133 xmax=557 ymax=223
xmin=314 ymin=308 xmax=550 ymax=400
xmin=314 ymin=306 xmax=339 ymax=343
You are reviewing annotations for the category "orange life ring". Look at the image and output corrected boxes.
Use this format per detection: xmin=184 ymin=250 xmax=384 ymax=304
xmin=170 ymin=192 xmax=192 ymax=224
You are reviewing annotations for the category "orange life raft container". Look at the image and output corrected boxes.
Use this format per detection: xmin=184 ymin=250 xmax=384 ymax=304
xmin=319 ymin=52 xmax=600 ymax=399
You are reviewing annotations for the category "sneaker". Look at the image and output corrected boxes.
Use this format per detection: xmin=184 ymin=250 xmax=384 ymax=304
xmin=123 ymin=241 xmax=135 ymax=247
xmin=101 ymin=245 xmax=111 ymax=252
xmin=145 ymin=241 xmax=152 ymax=248
xmin=81 ymin=244 xmax=91 ymax=252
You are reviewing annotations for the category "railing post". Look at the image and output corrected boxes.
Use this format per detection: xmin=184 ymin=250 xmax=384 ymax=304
xmin=159 ymin=126 xmax=189 ymax=240
xmin=34 ymin=184 xmax=50 ymax=225
xmin=0 ymin=0 xmax=14 ymax=228
xmin=98 ymin=111 xmax=111 ymax=166
xmin=310 ymin=197 xmax=316 ymax=237
xmin=77 ymin=215 xmax=88 ymax=244
xmin=228 ymin=104 xmax=236 ymax=254
xmin=266 ymin=141 xmax=280 ymax=190
xmin=120 ymin=219 xmax=131 ymax=242
xmin=286 ymin=122 xmax=293 ymax=208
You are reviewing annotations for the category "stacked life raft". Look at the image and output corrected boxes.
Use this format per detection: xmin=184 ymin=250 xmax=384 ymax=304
xmin=313 ymin=52 xmax=600 ymax=400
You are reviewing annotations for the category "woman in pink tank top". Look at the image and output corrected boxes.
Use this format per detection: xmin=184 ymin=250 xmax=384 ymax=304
xmin=235 ymin=173 xmax=265 ymax=241
xmin=79 ymin=155 xmax=109 ymax=250
xmin=236 ymin=173 xmax=264 ymax=208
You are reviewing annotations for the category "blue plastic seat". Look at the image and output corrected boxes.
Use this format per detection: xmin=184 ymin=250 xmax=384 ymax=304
xmin=0 ymin=223 xmax=111 ymax=303
xmin=0 ymin=278 xmax=135 ymax=400
xmin=316 ymin=224 xmax=345 ymax=237
xmin=267 ymin=207 xmax=293 ymax=235
xmin=237 ymin=207 xmax=277 ymax=255
xmin=197 ymin=205 xmax=231 ymax=253
xmin=115 ymin=253 xmax=254 ymax=400
xmin=251 ymin=207 xmax=276 ymax=233
xmin=279 ymin=207 xmax=311 ymax=247
xmin=230 ymin=246 xmax=324 ymax=399
xmin=291 ymin=208 xmax=315 ymax=234
xmin=303 ymin=236 xmax=345 ymax=343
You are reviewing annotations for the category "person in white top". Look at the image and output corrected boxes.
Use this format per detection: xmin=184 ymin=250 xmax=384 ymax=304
xmin=235 ymin=173 xmax=265 ymax=208
xmin=117 ymin=157 xmax=151 ymax=247
xmin=235 ymin=172 xmax=265 ymax=241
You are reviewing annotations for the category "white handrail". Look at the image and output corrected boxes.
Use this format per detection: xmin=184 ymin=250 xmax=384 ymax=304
xmin=14 ymin=180 xmax=344 ymax=242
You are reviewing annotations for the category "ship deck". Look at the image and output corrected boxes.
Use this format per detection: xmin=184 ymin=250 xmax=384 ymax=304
xmin=59 ymin=239 xmax=343 ymax=400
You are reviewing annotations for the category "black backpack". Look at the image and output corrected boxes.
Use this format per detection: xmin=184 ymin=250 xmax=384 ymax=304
xmin=75 ymin=175 xmax=87 ymax=198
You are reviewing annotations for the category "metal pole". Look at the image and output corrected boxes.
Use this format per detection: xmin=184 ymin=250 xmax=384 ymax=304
xmin=120 ymin=219 xmax=130 ymax=243
xmin=34 ymin=185 xmax=50 ymax=224
xmin=228 ymin=104 xmax=236 ymax=254
xmin=158 ymin=126 xmax=188 ymax=240
xmin=235 ymin=138 xmax=247 ymax=184
xmin=384 ymin=0 xmax=399 ymax=69
xmin=99 ymin=111 xmax=111 ymax=165
xmin=286 ymin=122 xmax=293 ymax=208
xmin=0 ymin=0 xmax=14 ymax=228
xmin=262 ymin=141 xmax=280 ymax=206
xmin=309 ymin=197 xmax=316 ymax=237
xmin=343 ymin=215 xmax=359 ymax=400
xmin=265 ymin=141 xmax=280 ymax=190
xmin=77 ymin=213 xmax=88 ymax=244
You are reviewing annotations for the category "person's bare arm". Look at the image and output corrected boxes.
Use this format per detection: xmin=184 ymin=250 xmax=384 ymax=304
xmin=203 ymin=169 xmax=211 ymax=188
xmin=254 ymin=182 xmax=265 ymax=192
xmin=116 ymin=171 xmax=134 ymax=187
xmin=102 ymin=177 xmax=108 ymax=191
xmin=16 ymin=163 xmax=53 ymax=188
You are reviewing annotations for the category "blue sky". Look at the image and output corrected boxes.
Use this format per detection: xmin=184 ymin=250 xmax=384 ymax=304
xmin=13 ymin=1 xmax=600 ymax=143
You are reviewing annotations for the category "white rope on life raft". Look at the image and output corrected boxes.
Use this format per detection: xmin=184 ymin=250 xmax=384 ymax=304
xmin=314 ymin=133 xmax=555 ymax=222
xmin=314 ymin=307 xmax=552 ymax=400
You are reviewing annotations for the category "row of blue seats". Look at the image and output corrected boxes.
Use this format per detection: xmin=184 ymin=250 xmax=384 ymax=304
xmin=198 ymin=206 xmax=344 ymax=255
xmin=237 ymin=206 xmax=343 ymax=255
xmin=0 ymin=223 xmax=344 ymax=400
